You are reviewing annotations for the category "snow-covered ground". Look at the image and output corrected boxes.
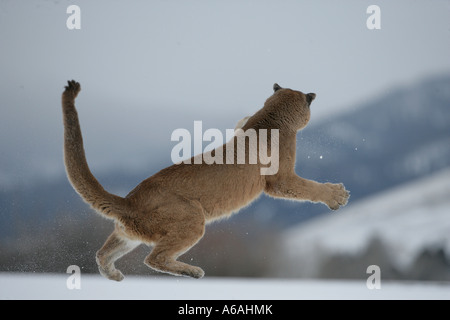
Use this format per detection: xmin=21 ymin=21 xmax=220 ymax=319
xmin=281 ymin=168 xmax=450 ymax=278
xmin=1 ymin=273 xmax=449 ymax=300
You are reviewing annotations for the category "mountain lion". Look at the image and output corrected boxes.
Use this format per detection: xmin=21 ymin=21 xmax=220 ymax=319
xmin=61 ymin=80 xmax=349 ymax=281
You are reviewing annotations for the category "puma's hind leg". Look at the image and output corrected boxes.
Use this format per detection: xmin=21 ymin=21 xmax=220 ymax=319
xmin=96 ymin=229 xmax=140 ymax=281
xmin=145 ymin=234 xmax=205 ymax=279
xmin=144 ymin=208 xmax=206 ymax=279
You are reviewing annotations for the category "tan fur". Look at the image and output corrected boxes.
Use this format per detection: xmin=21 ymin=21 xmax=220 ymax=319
xmin=62 ymin=80 xmax=349 ymax=281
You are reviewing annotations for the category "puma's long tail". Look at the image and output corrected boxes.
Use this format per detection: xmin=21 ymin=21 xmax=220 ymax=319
xmin=61 ymin=80 xmax=130 ymax=219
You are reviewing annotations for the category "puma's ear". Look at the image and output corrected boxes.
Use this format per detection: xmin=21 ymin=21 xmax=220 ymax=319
xmin=273 ymin=83 xmax=282 ymax=92
xmin=306 ymin=93 xmax=316 ymax=104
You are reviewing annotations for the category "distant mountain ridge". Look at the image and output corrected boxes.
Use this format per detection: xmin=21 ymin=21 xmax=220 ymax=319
xmin=306 ymin=73 xmax=450 ymax=190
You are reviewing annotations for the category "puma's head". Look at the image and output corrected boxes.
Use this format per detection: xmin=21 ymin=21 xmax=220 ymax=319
xmin=268 ymin=83 xmax=316 ymax=131
xmin=239 ymin=83 xmax=316 ymax=132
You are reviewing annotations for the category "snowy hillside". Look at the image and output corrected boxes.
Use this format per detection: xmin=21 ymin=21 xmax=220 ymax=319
xmin=279 ymin=168 xmax=450 ymax=280
xmin=1 ymin=273 xmax=449 ymax=300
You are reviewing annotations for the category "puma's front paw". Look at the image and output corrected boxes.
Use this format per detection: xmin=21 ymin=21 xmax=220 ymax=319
xmin=63 ymin=80 xmax=81 ymax=99
xmin=322 ymin=182 xmax=350 ymax=211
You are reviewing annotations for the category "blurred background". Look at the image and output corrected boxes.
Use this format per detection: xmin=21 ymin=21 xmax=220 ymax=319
xmin=1 ymin=0 xmax=449 ymax=281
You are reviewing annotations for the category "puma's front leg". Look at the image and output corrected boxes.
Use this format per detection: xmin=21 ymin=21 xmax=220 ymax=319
xmin=264 ymin=175 xmax=350 ymax=210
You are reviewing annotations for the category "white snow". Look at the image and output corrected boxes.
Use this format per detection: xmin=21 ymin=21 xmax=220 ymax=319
xmin=281 ymin=168 xmax=450 ymax=277
xmin=1 ymin=273 xmax=449 ymax=300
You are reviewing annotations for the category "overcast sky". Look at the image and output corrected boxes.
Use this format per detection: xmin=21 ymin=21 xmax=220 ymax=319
xmin=1 ymin=0 xmax=450 ymax=187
